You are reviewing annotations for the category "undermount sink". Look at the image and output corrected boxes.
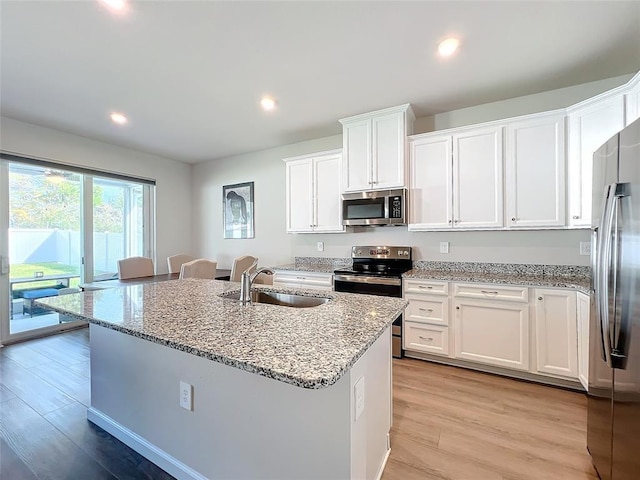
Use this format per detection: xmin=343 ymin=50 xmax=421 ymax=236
xmin=222 ymin=290 xmax=329 ymax=308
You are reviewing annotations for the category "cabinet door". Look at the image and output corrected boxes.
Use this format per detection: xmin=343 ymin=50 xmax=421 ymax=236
xmin=454 ymin=298 xmax=529 ymax=370
xmin=313 ymin=153 xmax=344 ymax=233
xmin=505 ymin=115 xmax=566 ymax=228
xmin=285 ymin=160 xmax=313 ymax=233
xmin=342 ymin=119 xmax=371 ymax=192
xmin=453 ymin=127 xmax=504 ymax=229
xmin=534 ymin=289 xmax=578 ymax=378
xmin=408 ymin=135 xmax=453 ymax=230
xmin=372 ymin=111 xmax=405 ymax=189
xmin=577 ymin=292 xmax=590 ymax=390
xmin=568 ymin=94 xmax=625 ymax=226
xmin=625 ymin=76 xmax=640 ymax=126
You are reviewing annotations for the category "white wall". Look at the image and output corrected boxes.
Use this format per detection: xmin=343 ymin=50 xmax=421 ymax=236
xmin=0 ymin=117 xmax=192 ymax=273
xmin=192 ymin=75 xmax=638 ymax=268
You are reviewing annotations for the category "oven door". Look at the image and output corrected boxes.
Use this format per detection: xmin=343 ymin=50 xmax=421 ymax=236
xmin=334 ymin=274 xmax=404 ymax=358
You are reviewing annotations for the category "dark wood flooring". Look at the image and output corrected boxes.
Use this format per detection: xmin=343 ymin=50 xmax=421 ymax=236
xmin=1 ymin=329 xmax=597 ymax=479
xmin=0 ymin=327 xmax=174 ymax=480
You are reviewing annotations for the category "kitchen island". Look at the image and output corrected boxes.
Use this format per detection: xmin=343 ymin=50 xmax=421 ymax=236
xmin=38 ymin=279 xmax=407 ymax=480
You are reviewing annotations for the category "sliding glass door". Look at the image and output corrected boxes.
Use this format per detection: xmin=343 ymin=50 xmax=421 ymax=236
xmin=0 ymin=156 xmax=155 ymax=345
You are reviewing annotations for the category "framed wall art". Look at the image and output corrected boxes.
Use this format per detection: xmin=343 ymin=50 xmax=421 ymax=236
xmin=223 ymin=181 xmax=254 ymax=239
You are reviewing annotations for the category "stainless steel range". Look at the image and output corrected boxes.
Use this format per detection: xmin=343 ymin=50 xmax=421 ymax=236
xmin=334 ymin=246 xmax=412 ymax=358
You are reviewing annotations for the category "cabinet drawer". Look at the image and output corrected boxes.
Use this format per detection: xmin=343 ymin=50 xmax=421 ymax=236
xmin=404 ymin=322 xmax=449 ymax=356
xmin=405 ymin=296 xmax=449 ymax=326
xmin=453 ymin=283 xmax=528 ymax=303
xmin=404 ymin=279 xmax=449 ymax=296
xmin=273 ymin=271 xmax=333 ymax=290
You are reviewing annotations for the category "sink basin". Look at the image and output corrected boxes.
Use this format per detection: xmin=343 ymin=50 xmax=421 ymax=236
xmin=223 ymin=290 xmax=329 ymax=308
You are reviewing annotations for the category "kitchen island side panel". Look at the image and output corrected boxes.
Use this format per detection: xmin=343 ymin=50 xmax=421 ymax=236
xmin=89 ymin=324 xmax=390 ymax=480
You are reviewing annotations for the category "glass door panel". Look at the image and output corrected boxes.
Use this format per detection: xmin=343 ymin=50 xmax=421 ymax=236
xmin=92 ymin=177 xmax=144 ymax=282
xmin=7 ymin=163 xmax=84 ymax=335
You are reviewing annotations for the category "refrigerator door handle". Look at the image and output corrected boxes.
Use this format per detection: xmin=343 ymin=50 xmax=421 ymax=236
xmin=610 ymin=183 xmax=631 ymax=368
xmin=598 ymin=184 xmax=616 ymax=365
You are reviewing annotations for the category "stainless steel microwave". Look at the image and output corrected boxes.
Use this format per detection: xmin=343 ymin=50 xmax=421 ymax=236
xmin=342 ymin=189 xmax=406 ymax=226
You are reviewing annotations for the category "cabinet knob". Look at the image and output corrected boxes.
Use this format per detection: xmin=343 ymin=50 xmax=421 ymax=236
xmin=448 ymin=220 xmax=452 ymax=224
xmin=572 ymin=215 xmax=580 ymax=219
xmin=538 ymin=296 xmax=543 ymax=300
xmin=456 ymin=306 xmax=460 ymax=310
xmin=512 ymin=217 xmax=516 ymax=222
xmin=454 ymin=219 xmax=459 ymax=224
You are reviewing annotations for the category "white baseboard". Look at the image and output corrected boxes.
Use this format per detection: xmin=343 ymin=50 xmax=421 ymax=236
xmin=87 ymin=407 xmax=207 ymax=480
xmin=375 ymin=447 xmax=391 ymax=480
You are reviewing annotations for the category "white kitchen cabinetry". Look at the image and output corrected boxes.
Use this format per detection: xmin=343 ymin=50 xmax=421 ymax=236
xmin=284 ymin=149 xmax=344 ymax=233
xmin=409 ymin=126 xmax=503 ymax=230
xmin=340 ymin=104 xmax=415 ymax=192
xmin=453 ymin=284 xmax=529 ymax=371
xmin=505 ymin=113 xmax=566 ymax=228
xmin=272 ymin=270 xmax=333 ymax=291
xmin=624 ymin=72 xmax=640 ymax=126
xmin=567 ymin=91 xmax=626 ymax=227
xmin=576 ymin=291 xmax=591 ymax=389
xmin=534 ymin=289 xmax=578 ymax=379
xmin=403 ymin=279 xmax=450 ymax=356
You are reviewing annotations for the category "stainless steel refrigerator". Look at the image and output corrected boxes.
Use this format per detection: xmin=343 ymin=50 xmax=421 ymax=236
xmin=588 ymin=116 xmax=640 ymax=480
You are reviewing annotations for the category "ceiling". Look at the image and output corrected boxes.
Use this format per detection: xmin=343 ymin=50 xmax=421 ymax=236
xmin=1 ymin=1 xmax=639 ymax=164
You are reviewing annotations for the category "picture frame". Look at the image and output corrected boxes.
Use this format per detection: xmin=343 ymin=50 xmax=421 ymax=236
xmin=223 ymin=181 xmax=254 ymax=239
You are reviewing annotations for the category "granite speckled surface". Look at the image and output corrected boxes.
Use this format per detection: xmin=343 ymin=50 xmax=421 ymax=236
xmin=406 ymin=261 xmax=591 ymax=294
xmin=37 ymin=280 xmax=407 ymax=389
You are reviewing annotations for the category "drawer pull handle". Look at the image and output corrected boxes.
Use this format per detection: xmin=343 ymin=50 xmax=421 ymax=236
xmin=418 ymin=285 xmax=433 ymax=289
xmin=481 ymin=290 xmax=498 ymax=295
xmin=538 ymin=296 xmax=543 ymax=300
xmin=418 ymin=308 xmax=433 ymax=312
xmin=418 ymin=336 xmax=434 ymax=341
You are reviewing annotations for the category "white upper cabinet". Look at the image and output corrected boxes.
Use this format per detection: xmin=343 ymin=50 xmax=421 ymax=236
xmin=505 ymin=113 xmax=566 ymax=228
xmin=567 ymin=90 xmax=626 ymax=227
xmin=453 ymin=126 xmax=504 ymax=229
xmin=284 ymin=149 xmax=344 ymax=234
xmin=340 ymin=104 xmax=415 ymax=192
xmin=408 ymin=134 xmax=452 ymax=230
xmin=624 ymin=72 xmax=640 ymax=126
xmin=409 ymin=126 xmax=503 ymax=230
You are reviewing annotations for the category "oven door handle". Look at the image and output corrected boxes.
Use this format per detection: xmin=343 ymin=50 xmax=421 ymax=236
xmin=334 ymin=274 xmax=402 ymax=286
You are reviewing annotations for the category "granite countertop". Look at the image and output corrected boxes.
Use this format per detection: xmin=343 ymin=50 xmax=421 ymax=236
xmin=272 ymin=263 xmax=338 ymax=274
xmin=404 ymin=268 xmax=591 ymax=294
xmin=37 ymin=280 xmax=407 ymax=389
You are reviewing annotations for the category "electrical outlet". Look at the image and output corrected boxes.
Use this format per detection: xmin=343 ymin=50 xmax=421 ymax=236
xmin=317 ymin=241 xmax=324 ymax=252
xmin=580 ymin=241 xmax=591 ymax=256
xmin=179 ymin=381 xmax=193 ymax=411
xmin=354 ymin=376 xmax=365 ymax=421
xmin=439 ymin=242 xmax=450 ymax=254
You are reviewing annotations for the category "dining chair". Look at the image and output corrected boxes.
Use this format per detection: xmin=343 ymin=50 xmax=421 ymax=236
xmin=167 ymin=254 xmax=196 ymax=274
xmin=230 ymin=255 xmax=258 ymax=282
xmin=179 ymin=259 xmax=218 ymax=279
xmin=253 ymin=272 xmax=274 ymax=285
xmin=117 ymin=256 xmax=155 ymax=280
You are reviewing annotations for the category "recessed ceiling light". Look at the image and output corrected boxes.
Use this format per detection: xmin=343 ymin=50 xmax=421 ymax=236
xmin=438 ymin=37 xmax=460 ymax=58
xmin=260 ymin=97 xmax=276 ymax=111
xmin=99 ymin=0 xmax=127 ymax=12
xmin=110 ymin=112 xmax=128 ymax=125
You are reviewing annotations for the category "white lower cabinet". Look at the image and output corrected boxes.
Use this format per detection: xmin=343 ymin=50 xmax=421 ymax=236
xmin=453 ymin=296 xmax=530 ymax=371
xmin=404 ymin=322 xmax=449 ymax=356
xmin=576 ymin=292 xmax=591 ymax=389
xmin=272 ymin=270 xmax=333 ymax=291
xmin=534 ymin=289 xmax=578 ymax=379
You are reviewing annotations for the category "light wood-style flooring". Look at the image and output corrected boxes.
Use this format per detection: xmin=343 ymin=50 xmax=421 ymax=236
xmin=1 ymin=329 xmax=598 ymax=479
xmin=382 ymin=357 xmax=599 ymax=480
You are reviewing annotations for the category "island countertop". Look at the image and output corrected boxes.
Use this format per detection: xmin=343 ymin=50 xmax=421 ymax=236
xmin=38 ymin=279 xmax=407 ymax=389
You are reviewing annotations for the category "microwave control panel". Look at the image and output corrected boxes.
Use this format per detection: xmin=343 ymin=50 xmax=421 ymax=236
xmin=389 ymin=195 xmax=403 ymax=218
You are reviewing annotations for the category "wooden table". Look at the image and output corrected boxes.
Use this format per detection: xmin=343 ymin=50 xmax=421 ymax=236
xmin=80 ymin=269 xmax=232 ymax=291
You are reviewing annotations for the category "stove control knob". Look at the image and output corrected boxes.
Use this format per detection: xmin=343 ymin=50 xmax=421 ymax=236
xmin=355 ymin=250 xmax=362 ymax=256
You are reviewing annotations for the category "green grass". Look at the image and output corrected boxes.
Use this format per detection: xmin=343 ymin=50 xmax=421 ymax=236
xmin=10 ymin=263 xmax=81 ymax=289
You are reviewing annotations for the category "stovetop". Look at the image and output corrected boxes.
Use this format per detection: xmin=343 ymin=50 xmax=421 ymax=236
xmin=334 ymin=245 xmax=413 ymax=278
